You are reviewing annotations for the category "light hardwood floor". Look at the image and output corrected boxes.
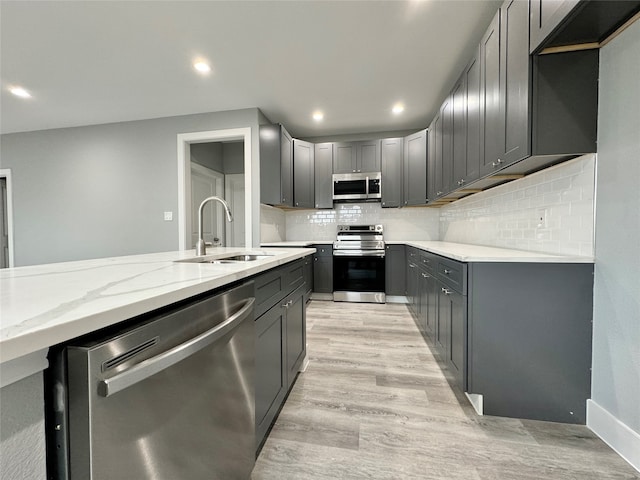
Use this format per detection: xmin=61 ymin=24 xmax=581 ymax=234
xmin=252 ymin=301 xmax=639 ymax=480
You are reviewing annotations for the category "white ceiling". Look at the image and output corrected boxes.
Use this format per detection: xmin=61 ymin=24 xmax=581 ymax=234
xmin=0 ymin=0 xmax=502 ymax=137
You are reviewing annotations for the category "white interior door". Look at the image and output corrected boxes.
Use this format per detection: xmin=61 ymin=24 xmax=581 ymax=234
xmin=225 ymin=174 xmax=245 ymax=248
xmin=191 ymin=163 xmax=225 ymax=248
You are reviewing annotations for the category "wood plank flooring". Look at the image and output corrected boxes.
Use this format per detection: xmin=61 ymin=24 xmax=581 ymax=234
xmin=252 ymin=301 xmax=639 ymax=480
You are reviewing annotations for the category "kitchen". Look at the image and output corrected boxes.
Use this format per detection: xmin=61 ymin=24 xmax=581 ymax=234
xmin=1 ymin=1 xmax=639 ymax=479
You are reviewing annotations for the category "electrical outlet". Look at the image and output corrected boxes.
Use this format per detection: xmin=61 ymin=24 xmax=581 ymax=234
xmin=164 ymin=211 xmax=173 ymax=221
xmin=536 ymin=209 xmax=547 ymax=229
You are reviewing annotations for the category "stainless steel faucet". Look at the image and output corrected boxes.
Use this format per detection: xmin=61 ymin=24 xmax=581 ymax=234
xmin=196 ymin=196 xmax=233 ymax=256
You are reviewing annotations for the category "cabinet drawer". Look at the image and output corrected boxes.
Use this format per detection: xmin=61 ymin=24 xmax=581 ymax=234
xmin=420 ymin=251 xmax=437 ymax=273
xmin=313 ymin=245 xmax=333 ymax=257
xmin=437 ymin=257 xmax=467 ymax=294
xmin=283 ymin=259 xmax=305 ymax=292
xmin=407 ymin=248 xmax=420 ymax=266
xmin=254 ymin=268 xmax=286 ymax=318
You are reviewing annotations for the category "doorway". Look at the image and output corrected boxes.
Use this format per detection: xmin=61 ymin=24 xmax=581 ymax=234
xmin=0 ymin=170 xmax=14 ymax=268
xmin=177 ymin=128 xmax=253 ymax=251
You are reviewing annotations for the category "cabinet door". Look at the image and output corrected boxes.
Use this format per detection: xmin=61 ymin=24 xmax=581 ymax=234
xmin=448 ymin=289 xmax=467 ymax=391
xmin=255 ymin=304 xmax=286 ymax=448
xmin=285 ymin=289 xmax=306 ymax=388
xmin=424 ymin=273 xmax=438 ymax=339
xmin=464 ymin=48 xmax=482 ymax=184
xmin=479 ymin=10 xmax=504 ymax=178
xmin=529 ymin=0 xmax=581 ymax=53
xmin=451 ymin=74 xmax=467 ymax=190
xmin=357 ymin=140 xmax=381 ymax=172
xmin=500 ymin=0 xmax=531 ymax=167
xmin=403 ymin=129 xmax=428 ymax=206
xmin=293 ymin=139 xmax=315 ymax=208
xmin=418 ymin=270 xmax=430 ymax=335
xmin=314 ymin=143 xmax=334 ymax=209
xmin=435 ymin=284 xmax=449 ymax=359
xmin=432 ymin=111 xmax=445 ymax=199
xmin=381 ymin=138 xmax=403 ymax=208
xmin=406 ymin=253 xmax=418 ymax=313
xmin=313 ymin=251 xmax=333 ymax=294
xmin=439 ymin=96 xmax=453 ymax=196
xmin=385 ymin=244 xmax=406 ymax=295
xmin=427 ymin=116 xmax=439 ymax=203
xmin=333 ymin=142 xmax=357 ymax=173
xmin=280 ymin=127 xmax=294 ymax=206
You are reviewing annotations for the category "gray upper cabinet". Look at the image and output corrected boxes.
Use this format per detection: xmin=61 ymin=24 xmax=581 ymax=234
xmin=333 ymin=142 xmax=357 ymax=173
xmin=451 ymin=73 xmax=468 ymax=190
xmin=380 ymin=137 xmax=403 ymax=208
xmin=479 ymin=10 xmax=503 ymax=179
xmin=293 ymin=139 xmax=315 ymax=208
xmin=499 ymin=0 xmax=531 ymax=168
xmin=260 ymin=124 xmax=293 ymax=207
xmin=464 ymin=48 xmax=482 ymax=185
xmin=403 ymin=129 xmax=428 ymax=206
xmin=333 ymin=140 xmax=381 ymax=173
xmin=529 ymin=0 xmax=582 ymax=54
xmin=427 ymin=115 xmax=439 ymax=203
xmin=314 ymin=143 xmax=333 ymax=209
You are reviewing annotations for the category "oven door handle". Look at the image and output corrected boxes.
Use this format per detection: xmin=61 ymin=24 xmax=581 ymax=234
xmin=333 ymin=250 xmax=385 ymax=257
xmin=365 ymin=175 xmax=369 ymax=199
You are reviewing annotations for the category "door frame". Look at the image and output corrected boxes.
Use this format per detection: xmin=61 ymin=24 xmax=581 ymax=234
xmin=0 ymin=169 xmax=15 ymax=267
xmin=224 ymin=173 xmax=245 ymax=247
xmin=177 ymin=128 xmax=252 ymax=251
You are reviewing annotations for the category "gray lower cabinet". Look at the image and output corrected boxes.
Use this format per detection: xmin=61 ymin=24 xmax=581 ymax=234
xmin=405 ymin=246 xmax=594 ymax=424
xmin=260 ymin=124 xmax=293 ymax=207
xmin=403 ymin=129 xmax=428 ymax=205
xmin=293 ymin=139 xmax=315 ymax=208
xmin=384 ymin=244 xmax=405 ymax=295
xmin=254 ymin=257 xmax=310 ymax=452
xmin=380 ymin=138 xmax=403 ymax=208
xmin=312 ymin=245 xmax=333 ymax=294
xmin=314 ymin=143 xmax=334 ymax=208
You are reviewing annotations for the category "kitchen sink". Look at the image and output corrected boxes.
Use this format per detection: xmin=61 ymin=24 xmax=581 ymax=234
xmin=175 ymin=253 xmax=275 ymax=264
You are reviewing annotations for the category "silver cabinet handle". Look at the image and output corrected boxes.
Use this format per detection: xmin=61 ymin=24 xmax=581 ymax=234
xmin=97 ymin=297 xmax=255 ymax=397
xmin=409 ymin=264 xmax=416 ymax=268
xmin=441 ymin=287 xmax=451 ymax=295
xmin=443 ymin=269 xmax=451 ymax=274
xmin=282 ymin=299 xmax=293 ymax=308
xmin=422 ymin=273 xmax=429 ymax=278
xmin=437 ymin=191 xmax=443 ymax=196
xmin=492 ymin=159 xmax=503 ymax=167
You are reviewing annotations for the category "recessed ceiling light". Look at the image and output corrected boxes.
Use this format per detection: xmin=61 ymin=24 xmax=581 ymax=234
xmin=392 ymin=103 xmax=405 ymax=115
xmin=193 ymin=61 xmax=211 ymax=73
xmin=312 ymin=111 xmax=324 ymax=121
xmin=10 ymin=86 xmax=31 ymax=98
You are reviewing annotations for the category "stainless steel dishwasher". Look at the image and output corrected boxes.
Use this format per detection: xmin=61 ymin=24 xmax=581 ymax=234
xmin=47 ymin=282 xmax=255 ymax=480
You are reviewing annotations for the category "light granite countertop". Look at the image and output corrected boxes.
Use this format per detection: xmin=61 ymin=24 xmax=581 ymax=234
xmin=0 ymin=247 xmax=314 ymax=381
xmin=263 ymin=240 xmax=593 ymax=263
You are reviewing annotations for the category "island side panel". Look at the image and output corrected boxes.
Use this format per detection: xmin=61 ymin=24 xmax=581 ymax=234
xmin=467 ymin=262 xmax=593 ymax=424
xmin=0 ymin=372 xmax=47 ymax=479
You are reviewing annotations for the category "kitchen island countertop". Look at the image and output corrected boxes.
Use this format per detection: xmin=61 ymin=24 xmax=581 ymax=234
xmin=0 ymin=247 xmax=315 ymax=382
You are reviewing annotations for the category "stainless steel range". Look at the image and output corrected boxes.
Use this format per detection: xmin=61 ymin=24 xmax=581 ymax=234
xmin=333 ymin=224 xmax=385 ymax=303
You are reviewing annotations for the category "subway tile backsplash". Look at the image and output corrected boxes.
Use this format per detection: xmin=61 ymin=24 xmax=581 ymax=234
xmin=286 ymin=202 xmax=440 ymax=241
xmin=440 ymin=154 xmax=596 ymax=256
xmin=262 ymin=154 xmax=595 ymax=256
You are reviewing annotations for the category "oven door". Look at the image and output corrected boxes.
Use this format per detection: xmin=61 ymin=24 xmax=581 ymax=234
xmin=333 ymin=253 xmax=385 ymax=303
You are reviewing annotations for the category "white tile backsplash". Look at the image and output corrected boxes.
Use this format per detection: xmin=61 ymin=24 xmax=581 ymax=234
xmin=260 ymin=204 xmax=286 ymax=242
xmin=260 ymin=155 xmax=595 ymax=255
xmin=285 ymin=202 xmax=440 ymax=241
xmin=439 ymin=154 xmax=596 ymax=256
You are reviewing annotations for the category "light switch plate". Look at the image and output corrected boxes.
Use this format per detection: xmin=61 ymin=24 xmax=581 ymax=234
xmin=164 ymin=211 xmax=173 ymax=221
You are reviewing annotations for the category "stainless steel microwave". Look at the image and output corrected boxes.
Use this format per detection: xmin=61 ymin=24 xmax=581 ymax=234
xmin=332 ymin=172 xmax=381 ymax=201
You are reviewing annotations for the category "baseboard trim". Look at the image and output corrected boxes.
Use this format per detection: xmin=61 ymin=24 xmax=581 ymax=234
xmin=587 ymin=399 xmax=640 ymax=473
xmin=386 ymin=295 xmax=408 ymax=304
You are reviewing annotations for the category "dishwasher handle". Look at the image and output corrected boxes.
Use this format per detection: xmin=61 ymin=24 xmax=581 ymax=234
xmin=97 ymin=297 xmax=255 ymax=398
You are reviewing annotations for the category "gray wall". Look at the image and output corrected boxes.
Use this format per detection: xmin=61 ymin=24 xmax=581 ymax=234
xmin=0 ymin=373 xmax=46 ymax=480
xmin=0 ymin=108 xmax=261 ymax=266
xmin=190 ymin=142 xmax=224 ymax=172
xmin=592 ymin=21 xmax=640 ymax=433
